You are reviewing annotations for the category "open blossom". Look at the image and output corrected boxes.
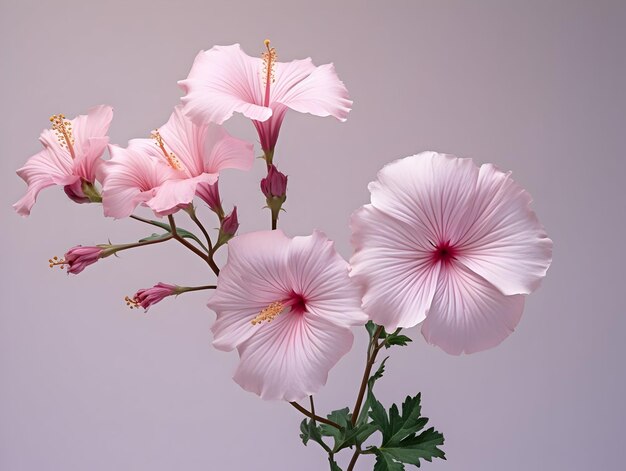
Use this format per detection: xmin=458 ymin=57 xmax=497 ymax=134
xmin=125 ymin=282 xmax=177 ymax=310
xmin=100 ymin=106 xmax=253 ymax=218
xmin=179 ymin=42 xmax=352 ymax=155
xmin=14 ymin=105 xmax=113 ymax=216
xmin=208 ymin=230 xmax=366 ymax=401
xmin=350 ymin=152 xmax=553 ymax=355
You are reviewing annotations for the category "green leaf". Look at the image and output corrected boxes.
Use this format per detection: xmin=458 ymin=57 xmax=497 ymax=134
xmin=373 ymin=449 xmax=405 ymax=471
xmin=368 ymin=393 xmax=446 ymax=468
xmin=380 ymin=428 xmax=446 ymax=465
xmin=138 ymin=232 xmax=172 ymax=243
xmin=138 ymin=219 xmax=209 ymax=252
xmin=384 ymin=332 xmax=412 ymax=348
xmin=299 ymin=418 xmax=331 ymax=453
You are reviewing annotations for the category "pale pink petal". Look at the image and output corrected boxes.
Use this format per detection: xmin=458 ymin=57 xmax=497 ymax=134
xmin=179 ymin=45 xmax=272 ymax=125
xmin=101 ymin=143 xmax=179 ymax=219
xmin=421 ymin=262 xmax=525 ymax=355
xmin=203 ymin=128 xmax=254 ymax=174
xmin=369 ymin=152 xmax=478 ymax=244
xmin=455 ymin=164 xmax=553 ymax=295
xmin=71 ymin=105 xmax=114 ymax=155
xmin=286 ymin=231 xmax=366 ymax=327
xmin=13 ymin=148 xmax=75 ymax=216
xmin=276 ymin=63 xmax=352 ymax=121
xmin=147 ymin=173 xmax=217 ymax=215
xmin=350 ymin=204 xmax=441 ymax=330
xmin=157 ymin=105 xmax=204 ymax=176
xmin=233 ymin=312 xmax=354 ymax=401
xmin=209 ymin=230 xmax=292 ymax=351
xmin=75 ymin=136 xmax=109 ymax=183
xmin=268 ymin=58 xmax=316 ymax=102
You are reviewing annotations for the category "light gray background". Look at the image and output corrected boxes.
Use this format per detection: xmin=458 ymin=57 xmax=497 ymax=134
xmin=1 ymin=1 xmax=624 ymax=470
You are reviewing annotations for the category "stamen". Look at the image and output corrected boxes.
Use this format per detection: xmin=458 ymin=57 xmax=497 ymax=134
xmin=251 ymin=301 xmax=284 ymax=325
xmin=124 ymin=295 xmax=140 ymax=309
xmin=49 ymin=114 xmax=76 ymax=159
xmin=151 ymin=130 xmax=184 ymax=170
xmin=261 ymin=39 xmax=277 ymax=107
xmin=48 ymin=255 xmax=66 ymax=270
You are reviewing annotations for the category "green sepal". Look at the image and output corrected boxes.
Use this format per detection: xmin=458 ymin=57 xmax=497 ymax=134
xmin=383 ymin=331 xmax=412 ymax=349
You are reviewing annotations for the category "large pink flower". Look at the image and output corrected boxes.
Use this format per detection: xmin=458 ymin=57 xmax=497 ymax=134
xmin=100 ymin=106 xmax=253 ymax=218
xmin=178 ymin=42 xmax=352 ymax=154
xmin=14 ymin=105 xmax=113 ymax=216
xmin=208 ymin=230 xmax=366 ymax=401
xmin=350 ymin=152 xmax=553 ymax=355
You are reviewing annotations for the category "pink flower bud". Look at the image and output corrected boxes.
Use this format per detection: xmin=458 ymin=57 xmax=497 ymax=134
xmin=221 ymin=207 xmax=239 ymax=237
xmin=49 ymin=245 xmax=104 ymax=275
xmin=196 ymin=181 xmax=224 ymax=217
xmin=63 ymin=183 xmax=90 ymax=204
xmin=260 ymin=165 xmax=288 ymax=199
xmin=125 ymin=282 xmax=177 ymax=310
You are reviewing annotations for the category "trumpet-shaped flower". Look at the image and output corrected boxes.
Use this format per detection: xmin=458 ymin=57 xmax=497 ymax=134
xmin=14 ymin=105 xmax=113 ymax=216
xmin=208 ymin=230 xmax=366 ymax=401
xmin=100 ymin=106 xmax=253 ymax=218
xmin=179 ymin=42 xmax=352 ymax=155
xmin=350 ymin=152 xmax=553 ymax=355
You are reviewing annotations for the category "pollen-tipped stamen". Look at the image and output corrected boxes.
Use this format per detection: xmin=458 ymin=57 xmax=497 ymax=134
xmin=48 ymin=255 xmax=66 ymax=269
xmin=151 ymin=130 xmax=184 ymax=170
xmin=124 ymin=295 xmax=140 ymax=309
xmin=262 ymin=39 xmax=277 ymax=108
xmin=251 ymin=301 xmax=284 ymax=325
xmin=50 ymin=114 xmax=76 ymax=159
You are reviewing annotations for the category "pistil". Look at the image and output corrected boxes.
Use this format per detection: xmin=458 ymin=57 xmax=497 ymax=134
xmin=50 ymin=114 xmax=76 ymax=159
xmin=151 ymin=130 xmax=184 ymax=170
xmin=262 ymin=39 xmax=277 ymax=108
xmin=252 ymin=301 xmax=284 ymax=325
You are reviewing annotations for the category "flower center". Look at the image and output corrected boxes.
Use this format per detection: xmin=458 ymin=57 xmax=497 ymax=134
xmin=125 ymin=295 xmax=140 ymax=309
xmin=262 ymin=39 xmax=277 ymax=108
xmin=431 ymin=240 xmax=457 ymax=265
xmin=151 ymin=130 xmax=184 ymax=171
xmin=251 ymin=293 xmax=307 ymax=326
xmin=50 ymin=114 xmax=75 ymax=158
xmin=252 ymin=301 xmax=284 ymax=325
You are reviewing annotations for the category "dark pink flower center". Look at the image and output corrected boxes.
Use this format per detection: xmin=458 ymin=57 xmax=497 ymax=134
xmin=286 ymin=292 xmax=307 ymax=315
xmin=431 ymin=240 xmax=458 ymax=265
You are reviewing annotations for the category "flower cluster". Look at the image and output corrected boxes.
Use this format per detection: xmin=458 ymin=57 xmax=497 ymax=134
xmin=15 ymin=40 xmax=552 ymax=470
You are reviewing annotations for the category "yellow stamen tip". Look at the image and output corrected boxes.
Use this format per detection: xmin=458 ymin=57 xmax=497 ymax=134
xmin=252 ymin=301 xmax=284 ymax=325
xmin=264 ymin=39 xmax=271 ymax=47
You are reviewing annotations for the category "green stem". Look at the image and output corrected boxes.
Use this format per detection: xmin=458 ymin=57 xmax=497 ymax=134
xmin=186 ymin=206 xmax=214 ymax=253
xmin=351 ymin=326 xmax=384 ymax=426
xmin=289 ymin=401 xmax=342 ymax=430
xmin=167 ymin=215 xmax=216 ymax=271
xmin=176 ymin=285 xmax=217 ymax=294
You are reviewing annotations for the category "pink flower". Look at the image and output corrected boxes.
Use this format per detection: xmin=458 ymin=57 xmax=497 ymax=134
xmin=208 ymin=230 xmax=366 ymax=401
xmin=179 ymin=42 xmax=352 ymax=155
xmin=219 ymin=207 xmax=239 ymax=239
xmin=49 ymin=245 xmax=105 ymax=275
xmin=350 ymin=152 xmax=553 ymax=355
xmin=126 ymin=282 xmax=177 ymax=310
xmin=100 ymin=106 xmax=253 ymax=218
xmin=14 ymin=105 xmax=113 ymax=216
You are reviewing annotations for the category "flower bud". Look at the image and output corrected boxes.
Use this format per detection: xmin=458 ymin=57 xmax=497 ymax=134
xmin=260 ymin=165 xmax=288 ymax=199
xmin=125 ymin=282 xmax=177 ymax=310
xmin=216 ymin=207 xmax=239 ymax=247
xmin=196 ymin=181 xmax=224 ymax=218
